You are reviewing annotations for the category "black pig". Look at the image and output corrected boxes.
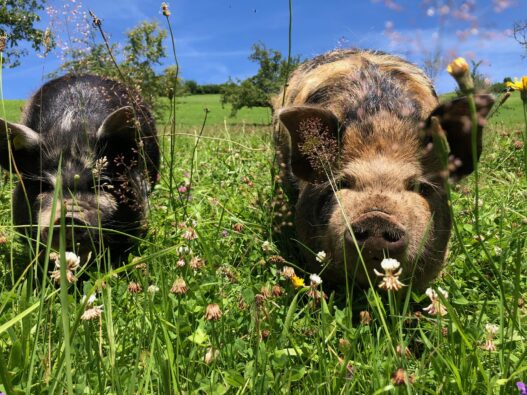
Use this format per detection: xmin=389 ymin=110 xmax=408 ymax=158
xmin=0 ymin=74 xmax=159 ymax=259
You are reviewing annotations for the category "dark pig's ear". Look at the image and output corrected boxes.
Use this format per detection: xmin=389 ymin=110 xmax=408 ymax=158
xmin=278 ymin=105 xmax=341 ymax=183
xmin=424 ymin=94 xmax=495 ymax=181
xmin=96 ymin=106 xmax=137 ymax=141
xmin=0 ymin=118 xmax=41 ymax=171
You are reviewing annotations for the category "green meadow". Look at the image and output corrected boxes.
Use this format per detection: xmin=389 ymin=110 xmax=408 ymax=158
xmin=0 ymin=90 xmax=526 ymax=394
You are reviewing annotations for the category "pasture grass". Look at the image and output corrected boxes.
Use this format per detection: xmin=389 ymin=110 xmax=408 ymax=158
xmin=0 ymin=90 xmax=526 ymax=394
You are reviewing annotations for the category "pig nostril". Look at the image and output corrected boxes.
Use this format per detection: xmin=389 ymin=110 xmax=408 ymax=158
xmin=354 ymin=229 xmax=369 ymax=241
xmin=382 ymin=231 xmax=402 ymax=243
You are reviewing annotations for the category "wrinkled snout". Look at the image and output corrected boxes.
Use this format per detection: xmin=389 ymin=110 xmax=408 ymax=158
xmin=40 ymin=214 xmax=91 ymax=250
xmin=345 ymin=211 xmax=408 ymax=264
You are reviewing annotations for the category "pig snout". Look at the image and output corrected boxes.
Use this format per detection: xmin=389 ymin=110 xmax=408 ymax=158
xmin=41 ymin=216 xmax=91 ymax=248
xmin=345 ymin=211 xmax=408 ymax=263
xmin=40 ymin=201 xmax=99 ymax=250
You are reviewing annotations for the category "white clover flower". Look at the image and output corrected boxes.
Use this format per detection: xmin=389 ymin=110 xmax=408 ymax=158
xmin=147 ymin=285 xmax=160 ymax=294
xmin=64 ymin=251 xmax=81 ymax=271
xmin=423 ymin=287 xmax=448 ymax=316
xmin=81 ymin=294 xmax=97 ymax=306
xmin=204 ymin=347 xmax=219 ymax=364
xmin=262 ymin=241 xmax=272 ymax=253
xmin=380 ymin=258 xmax=400 ymax=272
xmin=309 ymin=273 xmax=323 ymax=286
xmin=485 ymin=323 xmax=499 ymax=336
xmin=177 ymin=246 xmax=190 ymax=255
xmin=81 ymin=305 xmax=103 ymax=321
xmin=373 ymin=258 xmax=405 ymax=291
xmin=315 ymin=251 xmax=327 ymax=263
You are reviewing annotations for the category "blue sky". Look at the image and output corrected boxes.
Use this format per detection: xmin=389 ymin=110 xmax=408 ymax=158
xmin=1 ymin=0 xmax=526 ymax=99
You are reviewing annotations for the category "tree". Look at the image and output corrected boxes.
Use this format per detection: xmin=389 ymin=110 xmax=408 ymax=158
xmin=0 ymin=0 xmax=51 ymax=67
xmin=55 ymin=20 xmax=167 ymax=107
xmin=514 ymin=20 xmax=527 ymax=56
xmin=221 ymin=42 xmax=300 ymax=116
xmin=120 ymin=21 xmax=167 ymax=106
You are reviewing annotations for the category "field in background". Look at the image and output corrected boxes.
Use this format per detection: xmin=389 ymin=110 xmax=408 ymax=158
xmin=0 ymin=94 xmax=272 ymax=126
xmin=0 ymin=91 xmax=526 ymax=393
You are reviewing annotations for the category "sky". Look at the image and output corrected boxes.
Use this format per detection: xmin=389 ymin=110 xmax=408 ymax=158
xmin=1 ymin=0 xmax=526 ymax=99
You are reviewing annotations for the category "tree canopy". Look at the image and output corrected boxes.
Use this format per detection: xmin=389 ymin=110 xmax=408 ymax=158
xmin=221 ymin=43 xmax=300 ymax=116
xmin=0 ymin=0 xmax=50 ymax=67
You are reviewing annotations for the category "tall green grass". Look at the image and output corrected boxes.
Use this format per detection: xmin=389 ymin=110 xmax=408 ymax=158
xmin=0 ymin=90 xmax=526 ymax=392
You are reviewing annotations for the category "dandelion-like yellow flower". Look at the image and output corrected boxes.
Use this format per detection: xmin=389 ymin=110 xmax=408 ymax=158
xmin=507 ymin=76 xmax=527 ymax=101
xmin=447 ymin=57 xmax=473 ymax=93
xmin=291 ymin=275 xmax=305 ymax=288
xmin=447 ymin=57 xmax=469 ymax=77
xmin=506 ymin=76 xmax=527 ymax=91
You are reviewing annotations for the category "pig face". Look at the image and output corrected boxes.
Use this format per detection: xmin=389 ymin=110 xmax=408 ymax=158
xmin=277 ymin=95 xmax=494 ymax=290
xmin=0 ymin=75 xmax=159 ymax=259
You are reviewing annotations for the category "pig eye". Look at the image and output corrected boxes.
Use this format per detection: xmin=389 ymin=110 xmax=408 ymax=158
xmin=407 ymin=179 xmax=433 ymax=197
xmin=419 ymin=183 xmax=434 ymax=197
xmin=337 ymin=177 xmax=354 ymax=190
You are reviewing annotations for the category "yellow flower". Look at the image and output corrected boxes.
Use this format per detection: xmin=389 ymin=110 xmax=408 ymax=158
xmin=291 ymin=275 xmax=305 ymax=288
xmin=447 ymin=57 xmax=474 ymax=93
xmin=506 ymin=76 xmax=527 ymax=92
xmin=447 ymin=57 xmax=469 ymax=77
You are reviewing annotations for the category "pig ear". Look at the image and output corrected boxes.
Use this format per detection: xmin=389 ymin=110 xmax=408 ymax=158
xmin=0 ymin=118 xmax=41 ymax=170
xmin=278 ymin=105 xmax=341 ymax=183
xmin=425 ymin=94 xmax=495 ymax=181
xmin=96 ymin=106 xmax=137 ymax=141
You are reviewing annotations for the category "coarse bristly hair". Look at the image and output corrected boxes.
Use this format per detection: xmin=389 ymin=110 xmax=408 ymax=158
xmin=273 ymin=48 xmax=494 ymax=291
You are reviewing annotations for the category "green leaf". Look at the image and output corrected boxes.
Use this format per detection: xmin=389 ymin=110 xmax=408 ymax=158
xmin=223 ymin=370 xmax=245 ymax=387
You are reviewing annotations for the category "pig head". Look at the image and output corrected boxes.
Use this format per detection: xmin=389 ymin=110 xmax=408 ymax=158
xmin=274 ymin=50 xmax=494 ymax=290
xmin=0 ymin=74 xmax=159 ymax=259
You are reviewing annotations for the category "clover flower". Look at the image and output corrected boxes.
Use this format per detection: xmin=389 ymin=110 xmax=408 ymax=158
xmin=205 ymin=303 xmax=222 ymax=321
xmin=147 ymin=285 xmax=160 ymax=294
xmin=359 ymin=311 xmax=372 ymax=325
xmin=189 ymin=256 xmax=204 ymax=270
xmin=391 ymin=368 xmax=414 ymax=385
xmin=261 ymin=240 xmax=272 ymax=253
xmin=482 ymin=323 xmax=499 ymax=351
xmin=517 ymin=382 xmax=527 ymax=395
xmin=127 ymin=281 xmax=142 ymax=294
xmin=281 ymin=266 xmax=296 ymax=279
xmin=81 ymin=305 xmax=103 ymax=321
xmin=81 ymin=294 xmax=97 ymax=306
xmin=315 ymin=250 xmax=327 ymax=263
xmin=271 ymin=285 xmax=284 ymax=297
xmin=373 ymin=258 xmax=405 ymax=291
xmin=170 ymin=278 xmax=189 ymax=295
xmin=182 ymin=227 xmax=198 ymax=240
xmin=423 ymin=287 xmax=448 ymax=316
xmin=204 ymin=347 xmax=219 ymax=364
xmin=49 ymin=251 xmax=81 ymax=284
xmin=309 ymin=273 xmax=323 ymax=286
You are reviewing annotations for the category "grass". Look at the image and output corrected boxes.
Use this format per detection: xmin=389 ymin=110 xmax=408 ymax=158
xmin=0 ymin=89 xmax=526 ymax=394
xmin=159 ymin=94 xmax=272 ymax=127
